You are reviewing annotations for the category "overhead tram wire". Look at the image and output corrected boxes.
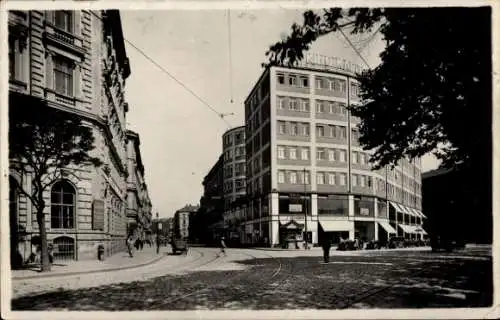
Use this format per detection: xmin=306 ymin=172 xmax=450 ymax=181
xmin=338 ymin=27 xmax=371 ymax=69
xmin=227 ymin=9 xmax=234 ymax=104
xmin=89 ymin=11 xmax=231 ymax=128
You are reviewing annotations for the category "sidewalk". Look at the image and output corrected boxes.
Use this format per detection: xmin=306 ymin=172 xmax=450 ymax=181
xmin=12 ymin=245 xmax=169 ymax=280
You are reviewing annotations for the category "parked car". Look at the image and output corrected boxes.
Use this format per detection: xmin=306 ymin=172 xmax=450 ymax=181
xmin=171 ymin=238 xmax=188 ymax=255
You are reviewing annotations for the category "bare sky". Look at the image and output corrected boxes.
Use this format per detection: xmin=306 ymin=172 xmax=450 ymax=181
xmin=120 ymin=9 xmax=440 ymax=218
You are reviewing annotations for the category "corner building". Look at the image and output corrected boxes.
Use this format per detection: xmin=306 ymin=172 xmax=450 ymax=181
xmin=8 ymin=10 xmax=132 ymax=260
xmin=243 ymin=63 xmax=426 ymax=247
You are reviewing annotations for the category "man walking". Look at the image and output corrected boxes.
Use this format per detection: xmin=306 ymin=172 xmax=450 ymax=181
xmin=219 ymin=236 xmax=227 ymax=257
xmin=126 ymin=235 xmax=134 ymax=258
xmin=322 ymin=238 xmax=332 ymax=263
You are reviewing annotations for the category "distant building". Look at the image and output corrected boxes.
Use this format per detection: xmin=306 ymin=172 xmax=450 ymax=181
xmin=126 ymin=130 xmax=153 ymax=240
xmin=151 ymin=218 xmax=172 ymax=238
xmin=173 ymin=204 xmax=199 ymax=239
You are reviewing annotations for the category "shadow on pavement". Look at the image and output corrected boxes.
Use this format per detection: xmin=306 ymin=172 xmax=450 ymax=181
xmin=11 ymin=253 xmax=492 ymax=311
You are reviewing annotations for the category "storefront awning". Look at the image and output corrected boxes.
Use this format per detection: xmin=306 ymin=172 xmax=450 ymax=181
xmin=319 ymin=220 xmax=353 ymax=232
xmin=398 ymin=224 xmax=414 ymax=233
xmin=378 ymin=221 xmax=397 ymax=234
xmin=413 ymin=226 xmax=428 ymax=235
xmin=416 ymin=210 xmax=427 ymax=219
xmin=389 ymin=201 xmax=403 ymax=213
xmin=280 ymin=220 xmax=304 ymax=230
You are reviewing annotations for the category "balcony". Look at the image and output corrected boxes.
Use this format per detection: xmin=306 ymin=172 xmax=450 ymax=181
xmin=44 ymin=88 xmax=82 ymax=109
xmin=44 ymin=24 xmax=85 ymax=58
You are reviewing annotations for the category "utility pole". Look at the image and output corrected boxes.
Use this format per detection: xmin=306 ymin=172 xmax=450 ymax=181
xmin=303 ymin=167 xmax=309 ymax=250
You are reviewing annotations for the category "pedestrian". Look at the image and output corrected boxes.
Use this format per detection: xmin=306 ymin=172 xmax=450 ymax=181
xmin=219 ymin=236 xmax=227 ymax=257
xmin=322 ymin=238 xmax=332 ymax=263
xmin=126 ymin=236 xmax=134 ymax=258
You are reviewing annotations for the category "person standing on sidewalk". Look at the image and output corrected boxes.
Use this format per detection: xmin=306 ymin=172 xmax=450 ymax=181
xmin=322 ymin=238 xmax=332 ymax=263
xmin=126 ymin=236 xmax=134 ymax=258
xmin=218 ymin=236 xmax=227 ymax=257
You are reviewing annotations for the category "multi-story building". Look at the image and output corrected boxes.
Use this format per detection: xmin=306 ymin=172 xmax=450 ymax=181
xmin=195 ymin=156 xmax=225 ymax=244
xmin=8 ymin=10 xmax=133 ymax=260
xmin=173 ymin=204 xmax=199 ymax=239
xmin=242 ymin=55 xmax=426 ymax=247
xmin=221 ymin=126 xmax=246 ymax=241
xmin=125 ymin=130 xmax=153 ymax=241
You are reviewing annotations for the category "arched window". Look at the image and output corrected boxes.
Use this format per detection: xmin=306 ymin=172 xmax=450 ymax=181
xmin=51 ymin=180 xmax=76 ymax=229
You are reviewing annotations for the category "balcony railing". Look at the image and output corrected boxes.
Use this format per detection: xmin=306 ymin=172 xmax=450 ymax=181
xmin=44 ymin=24 xmax=85 ymax=57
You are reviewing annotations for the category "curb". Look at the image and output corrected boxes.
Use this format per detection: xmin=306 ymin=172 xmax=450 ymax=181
xmin=12 ymin=251 xmax=169 ymax=281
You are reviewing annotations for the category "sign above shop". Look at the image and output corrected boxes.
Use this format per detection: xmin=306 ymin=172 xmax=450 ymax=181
xmin=298 ymin=52 xmax=365 ymax=75
xmin=289 ymin=204 xmax=303 ymax=213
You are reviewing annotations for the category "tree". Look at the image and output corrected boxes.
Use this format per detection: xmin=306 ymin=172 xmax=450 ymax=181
xmin=9 ymin=92 xmax=102 ymax=272
xmin=264 ymin=7 xmax=491 ymax=174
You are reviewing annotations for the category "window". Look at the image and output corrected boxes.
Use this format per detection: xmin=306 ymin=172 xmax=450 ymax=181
xmin=300 ymin=171 xmax=310 ymax=184
xmin=51 ymin=180 xmax=75 ymax=229
xmin=289 ymin=147 xmax=297 ymax=160
xmin=315 ymin=78 xmax=323 ymax=89
xmin=289 ymin=75 xmax=297 ymax=86
xmin=359 ymin=153 xmax=365 ymax=165
xmin=351 ymin=129 xmax=359 ymax=141
xmin=277 ymin=73 xmax=285 ymax=84
xmin=351 ymin=174 xmax=358 ymax=187
xmin=300 ymin=76 xmax=309 ymax=87
xmin=55 ymin=11 xmax=73 ymax=33
xmin=339 ymin=150 xmax=347 ymax=162
xmin=289 ymin=99 xmax=298 ymax=111
xmin=278 ymin=171 xmax=285 ymax=183
xmin=338 ymin=103 xmax=347 ymax=115
xmin=339 ymin=126 xmax=347 ymax=139
xmin=301 ymin=148 xmax=309 ymax=160
xmin=328 ymin=173 xmax=336 ymax=185
xmin=300 ymin=99 xmax=309 ymax=112
xmin=360 ymin=175 xmax=366 ymax=187
xmin=317 ymin=172 xmax=325 ymax=185
xmin=277 ymin=146 xmax=285 ymax=159
xmin=54 ymin=57 xmax=74 ymax=96
xmin=328 ymin=149 xmax=335 ymax=161
xmin=289 ymin=172 xmax=297 ymax=184
xmin=277 ymin=97 xmax=285 ymax=109
xmin=352 ymin=151 xmax=358 ymax=164
xmin=339 ymin=173 xmax=347 ymax=186
xmin=278 ymin=121 xmax=286 ymax=134
xmin=316 ymin=126 xmax=325 ymax=137
xmin=290 ymin=123 xmax=298 ymax=135
xmin=316 ymin=101 xmax=325 ymax=113
xmin=317 ymin=148 xmax=325 ymax=160
xmin=301 ymin=123 xmax=310 ymax=136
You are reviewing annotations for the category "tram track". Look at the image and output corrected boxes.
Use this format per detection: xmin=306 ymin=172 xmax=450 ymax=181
xmin=158 ymin=249 xmax=289 ymax=309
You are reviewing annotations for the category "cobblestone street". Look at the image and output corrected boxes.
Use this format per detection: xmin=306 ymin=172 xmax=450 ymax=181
xmin=11 ymin=247 xmax=492 ymax=310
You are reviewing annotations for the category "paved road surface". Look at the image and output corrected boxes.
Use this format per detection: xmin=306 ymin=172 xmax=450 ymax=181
xmin=11 ymin=247 xmax=492 ymax=310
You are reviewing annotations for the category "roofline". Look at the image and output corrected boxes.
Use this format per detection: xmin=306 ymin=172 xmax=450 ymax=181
xmin=244 ymin=66 xmax=271 ymax=105
xmin=222 ymin=125 xmax=245 ymax=137
xmin=244 ymin=63 xmax=361 ymax=105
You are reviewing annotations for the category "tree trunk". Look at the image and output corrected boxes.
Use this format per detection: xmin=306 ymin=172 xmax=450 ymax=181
xmin=36 ymin=207 xmax=51 ymax=272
